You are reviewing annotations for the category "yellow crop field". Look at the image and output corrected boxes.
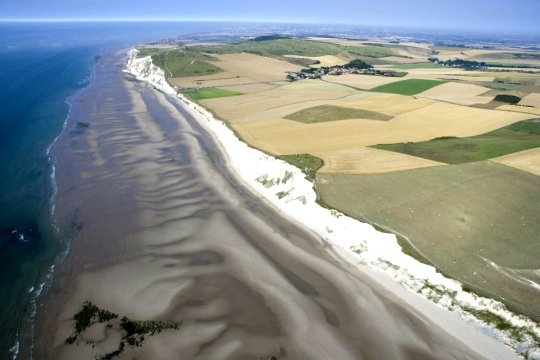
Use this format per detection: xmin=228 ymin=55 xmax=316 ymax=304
xmin=322 ymin=74 xmax=405 ymax=89
xmin=314 ymin=147 xmax=445 ymax=174
xmin=519 ymin=93 xmax=540 ymax=107
xmin=170 ymin=72 xmax=252 ymax=88
xmin=418 ymin=82 xmax=493 ymax=105
xmin=337 ymin=93 xmax=435 ymax=116
xmin=492 ymin=147 xmax=540 ymax=176
xmin=212 ymin=53 xmax=302 ymax=82
xmin=497 ymin=104 xmax=540 ymax=116
xmin=283 ymin=54 xmax=347 ymax=67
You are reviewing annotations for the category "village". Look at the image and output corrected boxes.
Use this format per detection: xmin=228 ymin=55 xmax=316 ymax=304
xmin=286 ymin=59 xmax=406 ymax=81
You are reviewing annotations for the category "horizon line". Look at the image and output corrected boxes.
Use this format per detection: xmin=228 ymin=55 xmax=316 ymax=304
xmin=0 ymin=18 xmax=537 ymax=36
xmin=0 ymin=18 xmax=323 ymax=24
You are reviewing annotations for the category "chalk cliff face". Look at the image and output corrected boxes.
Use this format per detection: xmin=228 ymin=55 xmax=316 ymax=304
xmin=125 ymin=49 xmax=176 ymax=95
xmin=124 ymin=49 xmax=540 ymax=356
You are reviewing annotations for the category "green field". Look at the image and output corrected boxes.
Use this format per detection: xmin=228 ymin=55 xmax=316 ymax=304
xmin=483 ymin=81 xmax=521 ymax=90
xmin=184 ymin=87 xmax=243 ymax=100
xmin=371 ymin=79 xmax=445 ymax=95
xmin=284 ymin=105 xmax=393 ymax=123
xmin=137 ymin=48 xmax=222 ymax=78
xmin=372 ymin=119 xmax=540 ymax=164
xmin=316 ymin=162 xmax=540 ymax=321
xmin=196 ymin=37 xmax=395 ymax=65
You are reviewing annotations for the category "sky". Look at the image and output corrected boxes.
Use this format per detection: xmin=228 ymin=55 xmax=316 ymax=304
xmin=1 ymin=0 xmax=539 ymax=34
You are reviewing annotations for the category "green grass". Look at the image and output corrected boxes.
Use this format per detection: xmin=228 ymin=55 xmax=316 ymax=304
xmin=483 ymin=81 xmax=521 ymax=90
xmin=487 ymin=62 xmax=540 ymax=69
xmin=371 ymin=119 xmax=540 ymax=164
xmin=277 ymin=154 xmax=324 ymax=182
xmin=184 ymin=87 xmax=243 ymax=100
xmin=371 ymin=79 xmax=445 ymax=96
xmin=316 ymin=163 xmax=540 ymax=322
xmin=284 ymin=105 xmax=393 ymax=123
xmin=196 ymin=38 xmax=394 ymax=65
xmin=137 ymin=47 xmax=222 ymax=78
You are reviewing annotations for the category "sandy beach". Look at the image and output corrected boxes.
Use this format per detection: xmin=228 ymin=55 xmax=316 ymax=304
xmin=31 ymin=48 xmax=528 ymax=359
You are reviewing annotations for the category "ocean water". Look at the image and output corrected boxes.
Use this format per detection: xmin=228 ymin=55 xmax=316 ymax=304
xmin=0 ymin=33 xmax=97 ymax=359
xmin=0 ymin=21 xmax=229 ymax=358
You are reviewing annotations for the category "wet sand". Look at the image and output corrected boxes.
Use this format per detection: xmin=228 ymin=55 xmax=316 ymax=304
xmin=33 ymin=49 xmax=518 ymax=359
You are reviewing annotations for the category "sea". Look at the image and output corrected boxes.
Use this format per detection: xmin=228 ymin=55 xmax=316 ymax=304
xmin=0 ymin=20 xmax=253 ymax=358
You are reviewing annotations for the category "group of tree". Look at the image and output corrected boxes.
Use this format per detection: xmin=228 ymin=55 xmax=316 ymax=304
xmin=428 ymin=57 xmax=487 ymax=69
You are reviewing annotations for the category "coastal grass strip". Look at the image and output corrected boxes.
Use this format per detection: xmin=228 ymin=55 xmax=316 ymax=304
xmin=184 ymin=87 xmax=243 ymax=100
xmin=371 ymin=119 xmax=540 ymax=164
xmin=278 ymin=154 xmax=324 ymax=182
xmin=285 ymin=105 xmax=393 ymax=123
xmin=137 ymin=47 xmax=222 ymax=78
xmin=371 ymin=78 xmax=445 ymax=96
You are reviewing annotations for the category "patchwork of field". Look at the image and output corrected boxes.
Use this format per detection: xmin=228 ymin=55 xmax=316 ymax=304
xmin=201 ymin=80 xmax=359 ymax=122
xmin=316 ymin=163 xmax=540 ymax=321
xmin=372 ymin=119 xmax=540 ymax=164
xmin=384 ymin=66 xmax=498 ymax=82
xmin=323 ymin=73 xmax=405 ymax=90
xmin=417 ymin=82 xmax=493 ymax=105
xmin=143 ymin=35 xmax=540 ymax=324
xmin=315 ymin=147 xmax=445 ymax=174
xmin=156 ymin=40 xmax=540 ymax=177
xmin=232 ymin=93 xmax=531 ymax=156
xmin=170 ymin=53 xmax=303 ymax=89
xmin=307 ymin=37 xmax=432 ymax=63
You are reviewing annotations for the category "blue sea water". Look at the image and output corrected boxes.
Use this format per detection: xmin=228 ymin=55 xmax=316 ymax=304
xmin=0 ymin=31 xmax=98 ymax=359
xmin=0 ymin=21 xmax=228 ymax=358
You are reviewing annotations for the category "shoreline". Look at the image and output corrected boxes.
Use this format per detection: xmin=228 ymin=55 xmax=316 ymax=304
xmin=126 ymin=48 xmax=540 ymax=356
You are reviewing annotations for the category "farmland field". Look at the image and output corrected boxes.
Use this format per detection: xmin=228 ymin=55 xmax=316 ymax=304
xmin=234 ymin=96 xmax=530 ymax=156
xmin=284 ymin=105 xmax=393 ymax=123
xmin=316 ymin=163 xmax=540 ymax=321
xmin=314 ymin=147 xmax=445 ymax=174
xmin=417 ymin=82 xmax=493 ymax=105
xmin=322 ymin=73 xmax=405 ymax=90
xmin=372 ymin=119 xmax=540 ymax=164
xmin=492 ymin=147 xmax=540 ymax=175
xmin=372 ymin=79 xmax=446 ymax=95
xmin=137 ymin=47 xmax=222 ymax=78
xmin=184 ymin=87 xmax=243 ymax=100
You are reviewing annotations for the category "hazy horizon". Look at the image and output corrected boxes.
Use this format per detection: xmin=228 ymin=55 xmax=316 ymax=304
xmin=1 ymin=0 xmax=539 ymax=35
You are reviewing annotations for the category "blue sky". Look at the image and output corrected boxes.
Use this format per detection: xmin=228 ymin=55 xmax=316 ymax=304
xmin=1 ymin=0 xmax=539 ymax=34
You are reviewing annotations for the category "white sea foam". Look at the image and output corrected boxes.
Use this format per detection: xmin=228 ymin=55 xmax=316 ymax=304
xmin=9 ymin=339 xmax=19 ymax=360
xmin=125 ymin=49 xmax=540 ymax=356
